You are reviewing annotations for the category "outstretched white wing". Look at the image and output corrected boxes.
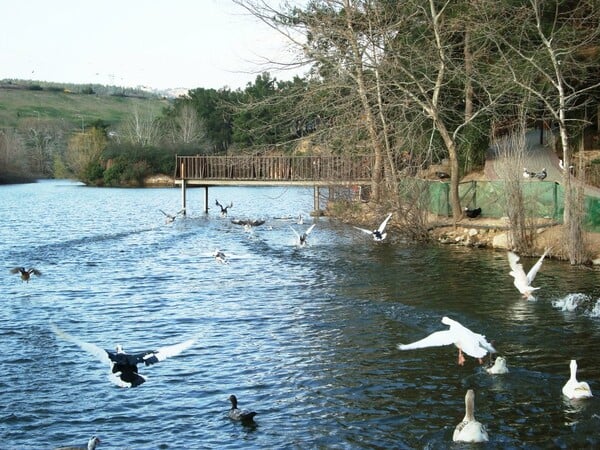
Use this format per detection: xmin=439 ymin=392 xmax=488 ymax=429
xmin=526 ymin=248 xmax=549 ymax=284
xmin=289 ymin=225 xmax=301 ymax=239
xmin=353 ymin=226 xmax=373 ymax=235
xmin=507 ymin=251 xmax=529 ymax=294
xmin=377 ymin=213 xmax=393 ymax=234
xmin=50 ymin=324 xmax=112 ymax=366
xmin=397 ymin=330 xmax=456 ymax=350
xmin=305 ymin=224 xmax=316 ymax=235
xmin=149 ymin=338 xmax=196 ymax=363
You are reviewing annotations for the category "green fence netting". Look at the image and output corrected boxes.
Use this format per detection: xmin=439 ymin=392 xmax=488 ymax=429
xmin=399 ymin=179 xmax=600 ymax=232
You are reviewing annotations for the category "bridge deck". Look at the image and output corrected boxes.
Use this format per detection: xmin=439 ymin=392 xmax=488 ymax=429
xmin=175 ymin=155 xmax=373 ymax=185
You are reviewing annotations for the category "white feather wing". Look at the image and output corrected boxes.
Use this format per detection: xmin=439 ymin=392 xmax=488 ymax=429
xmin=526 ymin=248 xmax=549 ymax=284
xmin=51 ymin=324 xmax=112 ymax=366
xmin=378 ymin=213 xmax=393 ymax=233
xmin=152 ymin=338 xmax=195 ymax=362
xmin=507 ymin=251 xmax=530 ymax=293
xmin=397 ymin=330 xmax=456 ymax=350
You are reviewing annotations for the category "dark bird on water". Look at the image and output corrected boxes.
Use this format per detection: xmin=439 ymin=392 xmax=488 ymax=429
xmin=464 ymin=207 xmax=482 ymax=218
xmin=51 ymin=325 xmax=195 ymax=388
xmin=215 ymin=199 xmax=233 ymax=216
xmin=228 ymin=395 xmax=257 ymax=425
xmin=213 ymin=249 xmax=228 ymax=264
xmin=10 ymin=267 xmax=41 ymax=282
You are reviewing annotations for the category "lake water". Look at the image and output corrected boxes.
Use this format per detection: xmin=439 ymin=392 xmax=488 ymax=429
xmin=1 ymin=180 xmax=600 ymax=449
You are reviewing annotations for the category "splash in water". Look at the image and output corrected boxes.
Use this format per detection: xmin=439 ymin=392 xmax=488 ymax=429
xmin=551 ymin=293 xmax=591 ymax=312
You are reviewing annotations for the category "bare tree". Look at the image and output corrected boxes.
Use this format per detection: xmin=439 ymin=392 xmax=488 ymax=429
xmin=65 ymin=128 xmax=107 ymax=179
xmin=120 ymin=105 xmax=161 ymax=146
xmin=479 ymin=0 xmax=600 ymax=263
xmin=168 ymin=103 xmax=208 ymax=145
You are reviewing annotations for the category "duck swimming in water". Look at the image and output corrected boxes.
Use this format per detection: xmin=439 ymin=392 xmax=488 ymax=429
xmin=453 ymin=390 xmax=489 ymax=443
xmin=10 ymin=267 xmax=42 ymax=282
xmin=562 ymin=359 xmax=593 ymax=400
xmin=228 ymin=395 xmax=257 ymax=425
xmin=54 ymin=435 xmax=101 ymax=450
xmin=213 ymin=249 xmax=228 ymax=264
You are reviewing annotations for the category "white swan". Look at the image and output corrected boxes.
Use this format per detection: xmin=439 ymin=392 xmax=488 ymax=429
xmin=353 ymin=213 xmax=392 ymax=241
xmin=453 ymin=390 xmax=489 ymax=443
xmin=397 ymin=316 xmax=496 ymax=365
xmin=507 ymin=248 xmax=550 ymax=300
xmin=290 ymin=223 xmax=316 ymax=247
xmin=486 ymin=356 xmax=509 ymax=374
xmin=562 ymin=359 xmax=593 ymax=399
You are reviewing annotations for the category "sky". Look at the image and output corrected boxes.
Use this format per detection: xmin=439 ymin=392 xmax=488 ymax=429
xmin=0 ymin=0 xmax=305 ymax=92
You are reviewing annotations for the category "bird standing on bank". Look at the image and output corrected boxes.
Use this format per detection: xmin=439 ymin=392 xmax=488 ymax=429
xmin=464 ymin=207 xmax=482 ymax=219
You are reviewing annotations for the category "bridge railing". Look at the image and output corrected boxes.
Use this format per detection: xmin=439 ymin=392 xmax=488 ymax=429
xmin=175 ymin=155 xmax=373 ymax=183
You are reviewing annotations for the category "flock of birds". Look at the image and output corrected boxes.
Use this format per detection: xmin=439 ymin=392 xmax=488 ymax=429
xmin=523 ymin=167 xmax=548 ymax=180
xmin=9 ymin=197 xmax=595 ymax=447
xmin=396 ymin=247 xmax=593 ymax=443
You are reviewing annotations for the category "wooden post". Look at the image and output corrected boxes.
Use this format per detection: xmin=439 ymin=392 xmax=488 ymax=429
xmin=313 ymin=186 xmax=320 ymax=213
xmin=181 ymin=179 xmax=187 ymax=214
xmin=204 ymin=186 xmax=209 ymax=214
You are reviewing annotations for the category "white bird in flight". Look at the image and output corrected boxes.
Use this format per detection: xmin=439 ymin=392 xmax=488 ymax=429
xmin=290 ymin=223 xmax=316 ymax=246
xmin=507 ymin=248 xmax=550 ymax=300
xmin=354 ymin=213 xmax=392 ymax=241
xmin=397 ymin=316 xmax=496 ymax=366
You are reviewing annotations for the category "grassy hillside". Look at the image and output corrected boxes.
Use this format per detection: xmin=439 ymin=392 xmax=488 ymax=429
xmin=0 ymin=85 xmax=171 ymax=130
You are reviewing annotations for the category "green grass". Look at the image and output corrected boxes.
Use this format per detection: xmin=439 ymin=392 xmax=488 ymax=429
xmin=0 ymin=87 xmax=170 ymax=129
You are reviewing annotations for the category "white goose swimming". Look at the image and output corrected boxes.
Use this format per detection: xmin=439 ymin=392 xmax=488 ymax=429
xmin=507 ymin=248 xmax=550 ymax=300
xmin=562 ymin=359 xmax=593 ymax=399
xmin=453 ymin=390 xmax=489 ymax=443
xmin=486 ymin=356 xmax=509 ymax=374
xmin=353 ymin=213 xmax=392 ymax=242
xmin=397 ymin=316 xmax=496 ymax=365
xmin=54 ymin=436 xmax=101 ymax=450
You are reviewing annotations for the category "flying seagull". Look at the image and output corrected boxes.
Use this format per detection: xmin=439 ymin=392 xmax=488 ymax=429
xmin=159 ymin=209 xmax=184 ymax=223
xmin=215 ymin=199 xmax=233 ymax=217
xmin=507 ymin=248 xmax=550 ymax=300
xmin=397 ymin=316 xmax=496 ymax=366
xmin=290 ymin=223 xmax=316 ymax=247
xmin=10 ymin=267 xmax=42 ymax=282
xmin=354 ymin=213 xmax=392 ymax=242
xmin=228 ymin=394 xmax=257 ymax=425
xmin=51 ymin=325 xmax=195 ymax=388
xmin=54 ymin=436 xmax=101 ymax=450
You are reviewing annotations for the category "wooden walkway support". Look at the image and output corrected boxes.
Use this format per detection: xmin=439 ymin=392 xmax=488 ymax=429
xmin=174 ymin=154 xmax=373 ymax=213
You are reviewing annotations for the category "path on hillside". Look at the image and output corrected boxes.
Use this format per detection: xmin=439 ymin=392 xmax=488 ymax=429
xmin=484 ymin=129 xmax=600 ymax=198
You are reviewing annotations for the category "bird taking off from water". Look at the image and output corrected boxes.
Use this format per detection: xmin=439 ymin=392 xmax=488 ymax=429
xmin=10 ymin=267 xmax=42 ymax=282
xmin=397 ymin=316 xmax=496 ymax=366
xmin=354 ymin=213 xmax=392 ymax=241
xmin=215 ymin=199 xmax=233 ymax=216
xmin=507 ymin=249 xmax=549 ymax=300
xmin=290 ymin=223 xmax=316 ymax=247
xmin=51 ymin=325 xmax=195 ymax=388
xmin=160 ymin=209 xmax=184 ymax=223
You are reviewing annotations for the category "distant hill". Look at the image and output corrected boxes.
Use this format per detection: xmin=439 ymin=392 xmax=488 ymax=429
xmin=0 ymin=79 xmax=176 ymax=130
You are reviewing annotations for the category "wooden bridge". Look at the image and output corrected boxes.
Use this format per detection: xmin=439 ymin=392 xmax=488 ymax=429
xmin=174 ymin=154 xmax=373 ymax=212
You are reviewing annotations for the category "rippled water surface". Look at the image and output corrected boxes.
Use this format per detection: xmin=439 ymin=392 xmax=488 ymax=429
xmin=2 ymin=180 xmax=600 ymax=449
